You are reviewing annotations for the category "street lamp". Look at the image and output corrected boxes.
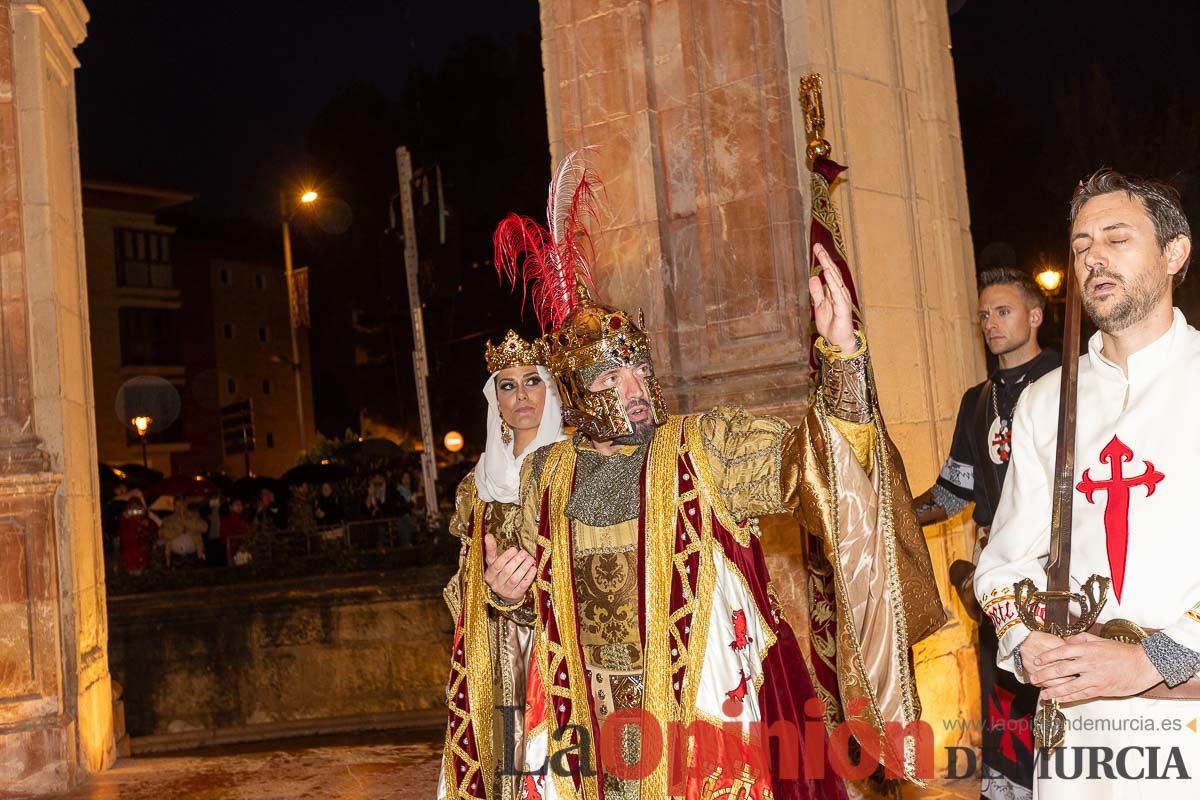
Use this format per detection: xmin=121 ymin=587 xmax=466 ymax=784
xmin=1036 ymin=266 xmax=1064 ymax=295
xmin=279 ymin=188 xmax=319 ymax=452
xmin=132 ymin=415 xmax=152 ymax=468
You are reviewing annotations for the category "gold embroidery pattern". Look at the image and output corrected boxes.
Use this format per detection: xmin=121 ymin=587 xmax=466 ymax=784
xmin=810 ymin=169 xmax=850 ymax=260
xmin=981 ymin=587 xmax=1045 ymax=639
xmin=700 ymin=763 xmax=775 ymax=800
xmin=575 ymin=546 xmax=641 ymax=665
xmin=805 ymin=568 xmax=843 ymax=730
xmin=537 ymin=441 xmax=601 ymax=800
xmin=699 ymin=406 xmax=790 ymax=528
xmin=639 ymin=416 xmax=687 ymax=800
xmin=441 ymin=497 xmax=494 ymax=800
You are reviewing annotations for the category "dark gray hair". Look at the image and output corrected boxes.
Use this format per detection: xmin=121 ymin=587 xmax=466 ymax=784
xmin=978 ymin=267 xmax=1046 ymax=311
xmin=1069 ymin=168 xmax=1193 ymax=285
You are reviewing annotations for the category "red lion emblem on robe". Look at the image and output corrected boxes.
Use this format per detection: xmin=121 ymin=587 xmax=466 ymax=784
xmin=729 ymin=608 xmax=753 ymax=651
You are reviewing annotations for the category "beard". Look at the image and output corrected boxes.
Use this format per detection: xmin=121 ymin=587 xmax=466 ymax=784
xmin=1082 ymin=267 xmax=1169 ymax=333
xmin=611 ymin=399 xmax=656 ymax=445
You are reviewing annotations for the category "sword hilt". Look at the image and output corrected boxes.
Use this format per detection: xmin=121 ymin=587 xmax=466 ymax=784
xmin=1014 ymin=575 xmax=1110 ymax=638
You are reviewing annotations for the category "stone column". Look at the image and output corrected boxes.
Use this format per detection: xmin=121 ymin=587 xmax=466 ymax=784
xmin=540 ymin=0 xmax=811 ymax=417
xmin=539 ymin=0 xmax=984 ymax=773
xmin=0 ymin=1 xmax=114 ymax=794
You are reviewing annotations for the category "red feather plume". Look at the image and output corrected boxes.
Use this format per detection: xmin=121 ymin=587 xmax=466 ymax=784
xmin=493 ymin=148 xmax=602 ymax=332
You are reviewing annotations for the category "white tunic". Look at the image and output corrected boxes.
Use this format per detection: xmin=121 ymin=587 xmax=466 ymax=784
xmin=976 ymin=308 xmax=1200 ymax=798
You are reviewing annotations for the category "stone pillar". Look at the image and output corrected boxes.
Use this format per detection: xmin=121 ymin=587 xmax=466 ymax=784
xmin=540 ymin=0 xmax=811 ymax=417
xmin=539 ymin=0 xmax=984 ymax=773
xmin=0 ymin=1 xmax=114 ymax=794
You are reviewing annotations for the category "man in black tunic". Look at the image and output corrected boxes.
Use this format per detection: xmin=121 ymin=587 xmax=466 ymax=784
xmin=914 ymin=267 xmax=1059 ymax=800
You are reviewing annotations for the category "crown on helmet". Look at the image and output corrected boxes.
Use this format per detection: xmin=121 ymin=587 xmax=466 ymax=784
xmin=492 ymin=148 xmax=669 ymax=441
xmin=484 ymin=329 xmax=547 ymax=374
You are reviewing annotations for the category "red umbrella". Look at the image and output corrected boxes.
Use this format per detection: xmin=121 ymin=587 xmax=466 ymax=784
xmin=146 ymin=474 xmax=219 ymax=499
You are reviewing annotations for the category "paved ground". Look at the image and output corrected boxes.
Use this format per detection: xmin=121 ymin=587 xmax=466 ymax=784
xmin=45 ymin=729 xmax=976 ymax=800
xmin=50 ymin=730 xmax=442 ymax=800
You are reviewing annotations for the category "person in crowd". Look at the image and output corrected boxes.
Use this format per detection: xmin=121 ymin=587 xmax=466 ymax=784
xmin=254 ymin=488 xmax=281 ymax=532
xmin=314 ymin=482 xmax=344 ymax=527
xmin=363 ymin=472 xmax=399 ymax=518
xmin=159 ymin=495 xmax=208 ymax=567
xmin=117 ymin=489 xmax=159 ymax=574
xmin=102 ymin=482 xmax=131 ymax=569
xmin=288 ymin=483 xmax=317 ymax=537
xmin=220 ymin=497 xmax=251 ymax=559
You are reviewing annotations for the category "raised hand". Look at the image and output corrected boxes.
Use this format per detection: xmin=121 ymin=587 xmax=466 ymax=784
xmin=810 ymin=243 xmax=857 ymax=353
xmin=483 ymin=532 xmax=536 ymax=605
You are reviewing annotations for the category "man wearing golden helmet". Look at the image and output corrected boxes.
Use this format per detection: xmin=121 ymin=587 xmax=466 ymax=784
xmin=477 ymin=150 xmax=943 ymax=800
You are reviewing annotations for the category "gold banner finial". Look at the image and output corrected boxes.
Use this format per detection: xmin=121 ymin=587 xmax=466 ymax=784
xmin=800 ymin=73 xmax=832 ymax=167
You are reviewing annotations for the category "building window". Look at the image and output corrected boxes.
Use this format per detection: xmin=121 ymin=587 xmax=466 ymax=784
xmin=118 ymin=308 xmax=180 ymax=366
xmin=219 ymin=268 xmax=232 ymax=287
xmin=258 ymin=326 xmax=269 ymax=343
xmin=265 ymin=433 xmax=275 ymax=449
xmin=115 ymin=228 xmax=174 ymax=288
xmin=255 ymin=273 xmax=266 ymax=290
xmin=223 ymin=322 xmax=234 ymax=339
xmin=262 ymin=379 xmax=272 ymax=395
xmin=227 ymin=377 xmax=237 ymax=395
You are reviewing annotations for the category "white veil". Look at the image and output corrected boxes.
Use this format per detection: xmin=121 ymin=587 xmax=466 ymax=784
xmin=473 ymin=366 xmax=565 ymax=504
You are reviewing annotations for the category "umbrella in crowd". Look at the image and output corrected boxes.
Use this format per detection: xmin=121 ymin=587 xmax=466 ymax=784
xmin=203 ymin=472 xmax=237 ymax=497
xmin=145 ymin=474 xmax=219 ymax=500
xmin=281 ymin=462 xmax=350 ymax=486
xmin=98 ymin=463 xmax=128 ymax=496
xmin=116 ymin=463 xmax=164 ymax=486
xmin=333 ymin=437 xmax=404 ymax=464
xmin=231 ymin=476 xmax=286 ymax=502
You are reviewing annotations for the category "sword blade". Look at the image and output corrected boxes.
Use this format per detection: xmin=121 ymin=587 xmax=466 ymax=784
xmin=1044 ymin=253 xmax=1082 ymax=627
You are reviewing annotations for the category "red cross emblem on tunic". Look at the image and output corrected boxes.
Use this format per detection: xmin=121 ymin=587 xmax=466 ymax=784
xmin=991 ymin=425 xmax=1012 ymax=463
xmin=1076 ymin=436 xmax=1164 ymax=602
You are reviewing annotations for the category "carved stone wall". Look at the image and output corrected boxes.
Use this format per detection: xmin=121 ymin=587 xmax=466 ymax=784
xmin=539 ymin=0 xmax=984 ymax=774
xmin=0 ymin=1 xmax=114 ymax=794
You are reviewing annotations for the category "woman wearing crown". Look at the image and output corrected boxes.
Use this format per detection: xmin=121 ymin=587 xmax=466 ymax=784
xmin=439 ymin=331 xmax=567 ymax=800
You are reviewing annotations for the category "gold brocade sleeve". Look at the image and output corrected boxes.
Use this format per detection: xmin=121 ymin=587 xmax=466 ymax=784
xmin=483 ymin=452 xmax=546 ymax=625
xmin=443 ymin=474 xmax=478 ymax=621
xmin=448 ymin=473 xmax=476 ymax=541
xmin=508 ymin=451 xmax=544 ymax=555
xmin=698 ymin=406 xmax=791 ymax=523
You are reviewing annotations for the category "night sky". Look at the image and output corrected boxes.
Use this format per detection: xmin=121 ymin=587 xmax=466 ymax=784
xmin=76 ymin=1 xmax=541 ymax=219
xmin=949 ymin=0 xmax=1200 ymax=271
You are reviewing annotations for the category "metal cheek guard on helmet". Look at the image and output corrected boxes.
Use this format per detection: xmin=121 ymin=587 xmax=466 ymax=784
xmin=546 ymin=303 xmax=671 ymax=442
xmin=557 ymin=371 xmax=669 ymax=442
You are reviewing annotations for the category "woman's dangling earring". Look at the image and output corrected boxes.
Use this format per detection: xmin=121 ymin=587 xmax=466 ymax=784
xmin=500 ymin=419 xmax=513 ymax=445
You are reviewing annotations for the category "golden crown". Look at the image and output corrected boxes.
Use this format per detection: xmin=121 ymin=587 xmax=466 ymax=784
xmin=484 ymin=329 xmax=548 ymax=374
xmin=545 ymin=303 xmax=651 ymax=377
